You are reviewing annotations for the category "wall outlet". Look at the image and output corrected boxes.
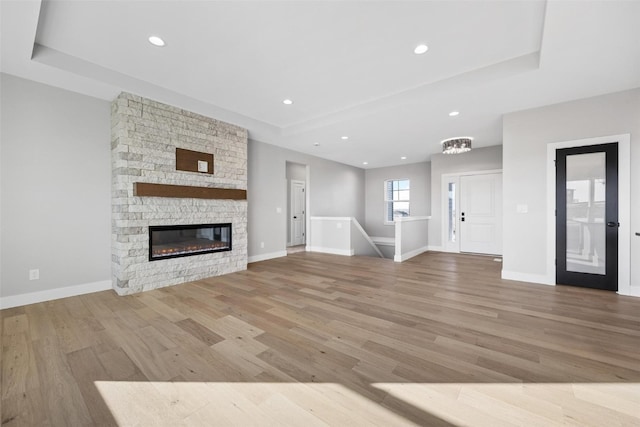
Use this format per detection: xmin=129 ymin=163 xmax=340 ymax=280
xmin=29 ymin=269 xmax=39 ymax=280
xmin=276 ymin=207 xmax=282 ymax=213
xmin=197 ymin=160 xmax=208 ymax=172
xmin=336 ymin=222 xmax=342 ymax=229
xmin=516 ymin=204 xmax=529 ymax=213
xmin=260 ymin=242 xmax=265 ymax=249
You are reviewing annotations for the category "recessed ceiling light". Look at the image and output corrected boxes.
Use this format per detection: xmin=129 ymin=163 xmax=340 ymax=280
xmin=341 ymin=136 xmax=349 ymax=140
xmin=363 ymin=161 xmax=368 ymax=165
xmin=401 ymin=156 xmax=407 ymax=160
xmin=449 ymin=111 xmax=460 ymax=117
xmin=414 ymin=44 xmax=428 ymax=55
xmin=313 ymin=142 xmax=320 ymax=146
xmin=148 ymin=36 xmax=165 ymax=47
xmin=283 ymin=99 xmax=293 ymax=105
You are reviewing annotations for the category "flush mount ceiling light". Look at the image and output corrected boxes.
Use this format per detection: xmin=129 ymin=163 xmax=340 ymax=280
xmin=313 ymin=142 xmax=320 ymax=146
xmin=341 ymin=136 xmax=349 ymax=140
xmin=283 ymin=99 xmax=293 ymax=105
xmin=363 ymin=161 xmax=368 ymax=165
xmin=148 ymin=36 xmax=165 ymax=47
xmin=414 ymin=44 xmax=429 ymax=55
xmin=441 ymin=137 xmax=472 ymax=154
xmin=449 ymin=111 xmax=460 ymax=117
xmin=400 ymin=156 xmax=407 ymax=160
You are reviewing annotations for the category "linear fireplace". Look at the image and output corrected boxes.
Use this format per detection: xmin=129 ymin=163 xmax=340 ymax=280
xmin=149 ymin=223 xmax=232 ymax=261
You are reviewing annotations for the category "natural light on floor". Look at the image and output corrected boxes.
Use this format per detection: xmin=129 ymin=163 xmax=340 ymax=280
xmin=373 ymin=382 xmax=640 ymax=426
xmin=94 ymin=381 xmax=640 ymax=426
xmin=94 ymin=381 xmax=408 ymax=426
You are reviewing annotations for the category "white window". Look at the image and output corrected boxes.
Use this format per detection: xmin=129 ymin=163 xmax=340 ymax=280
xmin=384 ymin=179 xmax=410 ymax=224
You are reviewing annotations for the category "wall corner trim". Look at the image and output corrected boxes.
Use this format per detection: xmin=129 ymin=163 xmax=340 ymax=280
xmin=394 ymin=246 xmax=429 ymax=262
xmin=0 ymin=280 xmax=112 ymax=309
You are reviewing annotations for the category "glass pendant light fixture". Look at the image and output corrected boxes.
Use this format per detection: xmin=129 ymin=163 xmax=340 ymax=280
xmin=441 ymin=137 xmax=472 ymax=154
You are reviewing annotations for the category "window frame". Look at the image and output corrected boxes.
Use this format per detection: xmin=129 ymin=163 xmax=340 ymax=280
xmin=383 ymin=178 xmax=411 ymax=225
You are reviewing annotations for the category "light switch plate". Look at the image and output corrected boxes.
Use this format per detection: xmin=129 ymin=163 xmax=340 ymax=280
xmin=197 ymin=160 xmax=208 ymax=172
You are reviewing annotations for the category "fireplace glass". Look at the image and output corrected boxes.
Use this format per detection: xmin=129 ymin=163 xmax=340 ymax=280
xmin=149 ymin=223 xmax=232 ymax=261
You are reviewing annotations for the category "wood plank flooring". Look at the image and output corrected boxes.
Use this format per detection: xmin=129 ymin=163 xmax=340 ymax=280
xmin=2 ymin=252 xmax=640 ymax=426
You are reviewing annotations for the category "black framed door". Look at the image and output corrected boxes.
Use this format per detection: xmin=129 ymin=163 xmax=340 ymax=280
xmin=556 ymin=143 xmax=618 ymax=291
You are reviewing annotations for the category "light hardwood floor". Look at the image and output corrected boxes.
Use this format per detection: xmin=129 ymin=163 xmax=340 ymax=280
xmin=2 ymin=252 xmax=640 ymax=426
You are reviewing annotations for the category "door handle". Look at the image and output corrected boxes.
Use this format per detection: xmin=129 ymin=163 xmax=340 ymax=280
xmin=606 ymin=221 xmax=619 ymax=227
xmin=293 ymin=216 xmax=297 ymax=219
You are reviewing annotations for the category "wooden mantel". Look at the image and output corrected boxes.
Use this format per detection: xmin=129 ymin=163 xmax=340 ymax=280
xmin=134 ymin=182 xmax=247 ymax=200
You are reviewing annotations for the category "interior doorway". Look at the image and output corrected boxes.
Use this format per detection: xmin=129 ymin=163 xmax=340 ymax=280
xmin=290 ymin=180 xmax=306 ymax=246
xmin=286 ymin=162 xmax=307 ymax=248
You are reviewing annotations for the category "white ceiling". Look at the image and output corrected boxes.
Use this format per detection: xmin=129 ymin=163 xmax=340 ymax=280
xmin=2 ymin=0 xmax=640 ymax=168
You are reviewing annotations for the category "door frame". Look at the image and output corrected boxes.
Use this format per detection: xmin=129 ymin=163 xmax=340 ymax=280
xmin=441 ymin=169 xmax=503 ymax=253
xmin=290 ymin=179 xmax=306 ymax=246
xmin=555 ymin=143 xmax=618 ymax=290
xmin=546 ymin=134 xmax=630 ymax=295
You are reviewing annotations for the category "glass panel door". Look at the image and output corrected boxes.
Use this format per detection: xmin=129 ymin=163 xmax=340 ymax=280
xmin=565 ymin=152 xmax=606 ymax=275
xmin=556 ymin=143 xmax=618 ymax=291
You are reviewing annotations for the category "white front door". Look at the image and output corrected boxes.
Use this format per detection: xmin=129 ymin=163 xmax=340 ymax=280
xmin=291 ymin=180 xmax=306 ymax=246
xmin=460 ymin=173 xmax=502 ymax=255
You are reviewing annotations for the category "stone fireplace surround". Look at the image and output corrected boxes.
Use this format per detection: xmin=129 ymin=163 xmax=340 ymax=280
xmin=111 ymin=93 xmax=247 ymax=295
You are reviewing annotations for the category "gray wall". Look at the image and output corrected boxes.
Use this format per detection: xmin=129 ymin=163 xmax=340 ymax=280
xmin=429 ymin=145 xmax=503 ymax=248
xmin=286 ymin=161 xmax=307 ymax=245
xmin=503 ymin=88 xmax=640 ymax=290
xmin=286 ymin=162 xmax=306 ymax=182
xmin=248 ymin=140 xmax=365 ymax=260
xmin=0 ymin=73 xmax=111 ymax=297
xmin=364 ymin=162 xmax=431 ymax=238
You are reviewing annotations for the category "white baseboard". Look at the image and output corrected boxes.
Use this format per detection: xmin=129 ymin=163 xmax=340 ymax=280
xmin=248 ymin=250 xmax=287 ymax=263
xmin=501 ymin=270 xmax=553 ymax=286
xmin=427 ymin=245 xmax=444 ymax=252
xmin=307 ymin=246 xmax=354 ymax=256
xmin=0 ymin=279 xmax=112 ymax=309
xmin=618 ymin=287 xmax=640 ymax=298
xmin=394 ymin=246 xmax=429 ymax=262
